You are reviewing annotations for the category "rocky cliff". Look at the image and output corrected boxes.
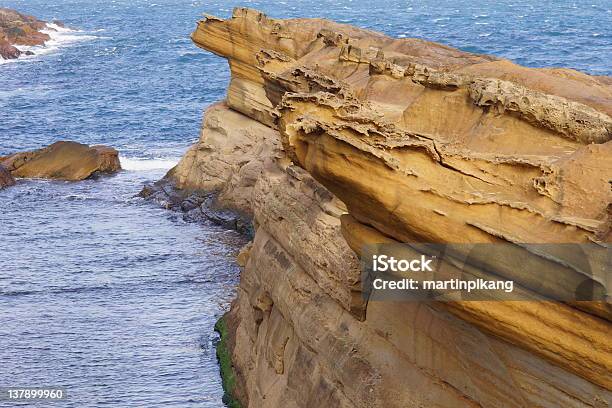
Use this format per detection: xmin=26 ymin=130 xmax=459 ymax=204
xmin=153 ymin=8 xmax=611 ymax=407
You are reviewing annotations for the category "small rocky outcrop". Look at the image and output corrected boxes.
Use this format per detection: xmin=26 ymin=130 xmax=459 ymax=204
xmin=0 ymin=38 xmax=20 ymax=59
xmin=0 ymin=8 xmax=52 ymax=59
xmin=0 ymin=164 xmax=15 ymax=189
xmin=1 ymin=141 xmax=121 ymax=181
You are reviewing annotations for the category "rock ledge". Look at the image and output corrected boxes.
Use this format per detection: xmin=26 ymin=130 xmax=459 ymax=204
xmin=1 ymin=141 xmax=121 ymax=181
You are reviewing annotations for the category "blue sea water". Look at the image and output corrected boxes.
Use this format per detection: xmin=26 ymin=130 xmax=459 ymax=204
xmin=0 ymin=0 xmax=610 ymax=407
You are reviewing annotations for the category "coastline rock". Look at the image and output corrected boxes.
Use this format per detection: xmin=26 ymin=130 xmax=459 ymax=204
xmin=0 ymin=165 xmax=15 ymax=189
xmin=1 ymin=141 xmax=121 ymax=181
xmin=141 ymin=101 xmax=280 ymax=230
xmin=0 ymin=38 xmax=20 ymax=59
xmin=165 ymin=101 xmax=281 ymax=215
xmin=0 ymin=8 xmax=51 ymax=59
xmin=151 ymin=8 xmax=611 ymax=407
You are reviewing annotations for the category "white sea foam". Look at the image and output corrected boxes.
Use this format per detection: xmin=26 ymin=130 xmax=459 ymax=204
xmin=178 ymin=50 xmax=200 ymax=57
xmin=120 ymin=157 xmax=180 ymax=171
xmin=0 ymin=23 xmax=102 ymax=64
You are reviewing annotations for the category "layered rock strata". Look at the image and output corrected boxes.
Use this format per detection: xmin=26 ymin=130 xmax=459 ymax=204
xmin=156 ymin=8 xmax=611 ymax=407
xmin=1 ymin=141 xmax=121 ymax=180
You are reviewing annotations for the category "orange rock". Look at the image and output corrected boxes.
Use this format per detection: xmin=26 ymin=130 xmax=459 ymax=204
xmin=0 ymin=7 xmax=51 ymax=56
xmin=1 ymin=141 xmax=121 ymax=181
xmin=152 ymin=7 xmax=612 ymax=407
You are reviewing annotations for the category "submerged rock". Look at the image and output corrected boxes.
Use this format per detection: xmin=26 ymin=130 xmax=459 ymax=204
xmin=1 ymin=141 xmax=121 ymax=181
xmin=0 ymin=164 xmax=15 ymax=189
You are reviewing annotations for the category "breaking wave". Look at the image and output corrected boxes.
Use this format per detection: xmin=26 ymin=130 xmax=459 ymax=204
xmin=120 ymin=156 xmax=180 ymax=171
xmin=0 ymin=23 xmax=102 ymax=64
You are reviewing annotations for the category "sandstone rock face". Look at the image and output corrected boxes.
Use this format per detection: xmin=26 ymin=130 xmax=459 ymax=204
xmin=0 ymin=8 xmax=51 ymax=59
xmin=158 ymin=7 xmax=611 ymax=407
xmin=165 ymin=101 xmax=282 ymax=215
xmin=0 ymin=164 xmax=15 ymax=189
xmin=1 ymin=141 xmax=121 ymax=180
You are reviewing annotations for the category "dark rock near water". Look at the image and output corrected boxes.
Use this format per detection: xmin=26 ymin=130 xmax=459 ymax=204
xmin=138 ymin=178 xmax=183 ymax=209
xmin=139 ymin=180 xmax=253 ymax=236
xmin=199 ymin=194 xmax=252 ymax=234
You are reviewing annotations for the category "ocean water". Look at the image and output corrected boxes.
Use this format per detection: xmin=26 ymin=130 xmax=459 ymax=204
xmin=0 ymin=0 xmax=610 ymax=407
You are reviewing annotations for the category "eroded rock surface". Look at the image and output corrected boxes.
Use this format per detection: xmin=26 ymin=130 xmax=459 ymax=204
xmin=0 ymin=164 xmax=15 ymax=189
xmin=1 ymin=141 xmax=121 ymax=180
xmin=153 ymin=7 xmax=611 ymax=407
